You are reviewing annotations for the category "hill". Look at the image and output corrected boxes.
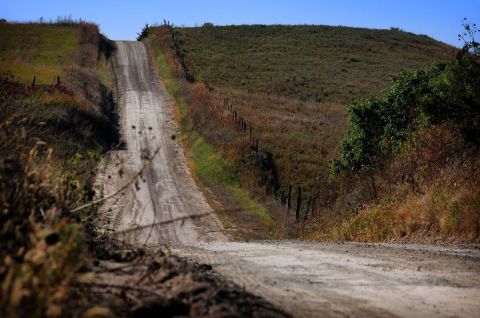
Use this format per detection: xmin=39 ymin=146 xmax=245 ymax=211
xmin=175 ymin=24 xmax=455 ymax=103
xmin=145 ymin=24 xmax=459 ymax=239
xmin=172 ymin=25 xmax=456 ymax=192
xmin=0 ymin=21 xmax=112 ymax=85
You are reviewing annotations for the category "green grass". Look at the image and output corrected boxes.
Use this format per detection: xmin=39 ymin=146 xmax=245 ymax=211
xmin=189 ymin=130 xmax=275 ymax=231
xmin=96 ymin=54 xmax=111 ymax=86
xmin=0 ymin=23 xmax=80 ymax=84
xmin=230 ymin=187 xmax=275 ymax=231
xmin=175 ymin=25 xmax=455 ymax=103
xmin=191 ymin=134 xmax=237 ymax=185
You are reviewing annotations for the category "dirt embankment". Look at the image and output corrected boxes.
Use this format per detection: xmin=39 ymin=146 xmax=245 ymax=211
xmin=71 ymin=238 xmax=290 ymax=317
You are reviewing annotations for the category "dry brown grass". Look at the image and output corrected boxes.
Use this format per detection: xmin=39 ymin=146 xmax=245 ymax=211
xmin=310 ymin=123 xmax=480 ymax=242
xmin=0 ymin=120 xmax=87 ymax=318
xmin=0 ymin=22 xmax=118 ymax=317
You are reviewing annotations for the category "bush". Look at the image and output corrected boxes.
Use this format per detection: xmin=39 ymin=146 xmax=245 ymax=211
xmin=202 ymin=22 xmax=214 ymax=28
xmin=332 ymin=56 xmax=480 ymax=174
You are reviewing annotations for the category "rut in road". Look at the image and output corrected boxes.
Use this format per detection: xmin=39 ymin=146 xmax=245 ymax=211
xmin=95 ymin=41 xmax=225 ymax=245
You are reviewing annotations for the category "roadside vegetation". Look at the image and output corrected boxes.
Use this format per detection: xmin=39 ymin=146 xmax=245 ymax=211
xmin=319 ymin=21 xmax=480 ymax=242
xmin=144 ymin=23 xmax=480 ymax=242
xmin=145 ymin=27 xmax=278 ymax=239
xmin=0 ymin=20 xmax=117 ymax=317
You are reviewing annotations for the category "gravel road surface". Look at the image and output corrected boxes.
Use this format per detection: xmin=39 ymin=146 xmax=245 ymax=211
xmin=96 ymin=41 xmax=225 ymax=244
xmin=175 ymin=242 xmax=480 ymax=317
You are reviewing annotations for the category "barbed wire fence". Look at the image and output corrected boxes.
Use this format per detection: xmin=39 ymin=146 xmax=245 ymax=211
xmin=162 ymin=20 xmax=317 ymax=224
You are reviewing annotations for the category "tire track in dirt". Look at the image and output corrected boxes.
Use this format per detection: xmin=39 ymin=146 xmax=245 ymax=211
xmin=95 ymin=41 xmax=225 ymax=245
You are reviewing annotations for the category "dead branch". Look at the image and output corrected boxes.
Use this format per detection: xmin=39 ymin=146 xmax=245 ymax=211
xmin=70 ymin=147 xmax=161 ymax=214
xmin=76 ymin=281 xmax=165 ymax=298
xmin=108 ymin=212 xmax=215 ymax=237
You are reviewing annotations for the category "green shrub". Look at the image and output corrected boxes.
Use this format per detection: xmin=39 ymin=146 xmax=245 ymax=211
xmin=332 ymin=56 xmax=480 ymax=174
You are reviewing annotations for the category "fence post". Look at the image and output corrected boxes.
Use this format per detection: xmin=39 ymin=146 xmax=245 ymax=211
xmin=57 ymin=76 xmax=60 ymax=85
xmin=296 ymin=186 xmax=302 ymax=223
xmin=304 ymin=196 xmax=313 ymax=222
xmin=260 ymin=160 xmax=265 ymax=185
xmin=287 ymin=185 xmax=292 ymax=210
xmin=32 ymin=75 xmax=36 ymax=87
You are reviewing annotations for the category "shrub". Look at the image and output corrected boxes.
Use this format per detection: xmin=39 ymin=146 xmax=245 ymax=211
xmin=332 ymin=56 xmax=480 ymax=174
xmin=202 ymin=22 xmax=214 ymax=28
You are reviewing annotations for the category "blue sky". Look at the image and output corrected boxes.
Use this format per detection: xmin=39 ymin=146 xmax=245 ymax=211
xmin=1 ymin=0 xmax=479 ymax=46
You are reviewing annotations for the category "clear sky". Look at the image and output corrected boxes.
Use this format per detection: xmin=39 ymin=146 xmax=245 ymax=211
xmin=1 ymin=0 xmax=479 ymax=46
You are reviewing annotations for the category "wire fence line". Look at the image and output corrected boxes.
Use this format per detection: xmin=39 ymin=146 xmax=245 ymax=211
xmin=162 ymin=21 xmax=317 ymax=223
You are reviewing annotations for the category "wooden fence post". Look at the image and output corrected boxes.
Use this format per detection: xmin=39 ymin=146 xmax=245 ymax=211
xmin=296 ymin=186 xmax=302 ymax=223
xmin=57 ymin=76 xmax=60 ymax=85
xmin=32 ymin=76 xmax=36 ymax=87
xmin=260 ymin=161 xmax=265 ymax=185
xmin=304 ymin=196 xmax=313 ymax=222
xmin=287 ymin=185 xmax=292 ymax=210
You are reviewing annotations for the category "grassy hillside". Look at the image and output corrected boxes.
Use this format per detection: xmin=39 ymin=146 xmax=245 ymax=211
xmin=318 ymin=53 xmax=480 ymax=243
xmin=176 ymin=25 xmax=455 ymax=102
xmin=148 ymin=24 xmax=457 ymax=231
xmin=173 ymin=25 xmax=456 ymax=193
xmin=0 ymin=21 xmax=117 ymax=317
xmin=1 ymin=22 xmax=91 ymax=84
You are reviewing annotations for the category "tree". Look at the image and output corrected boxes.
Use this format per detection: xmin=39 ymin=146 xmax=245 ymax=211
xmin=137 ymin=24 xmax=150 ymax=41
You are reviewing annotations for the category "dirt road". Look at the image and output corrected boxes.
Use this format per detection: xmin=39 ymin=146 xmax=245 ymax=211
xmin=96 ymin=41 xmax=225 ymax=244
xmin=175 ymin=242 xmax=480 ymax=317
xmin=97 ymin=41 xmax=480 ymax=317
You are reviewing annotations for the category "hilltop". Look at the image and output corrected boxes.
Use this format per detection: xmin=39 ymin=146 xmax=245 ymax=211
xmin=175 ymin=24 xmax=455 ymax=103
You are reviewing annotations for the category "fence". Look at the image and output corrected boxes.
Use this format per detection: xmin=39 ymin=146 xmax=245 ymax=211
xmin=31 ymin=75 xmax=62 ymax=87
xmin=162 ymin=21 xmax=316 ymax=223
